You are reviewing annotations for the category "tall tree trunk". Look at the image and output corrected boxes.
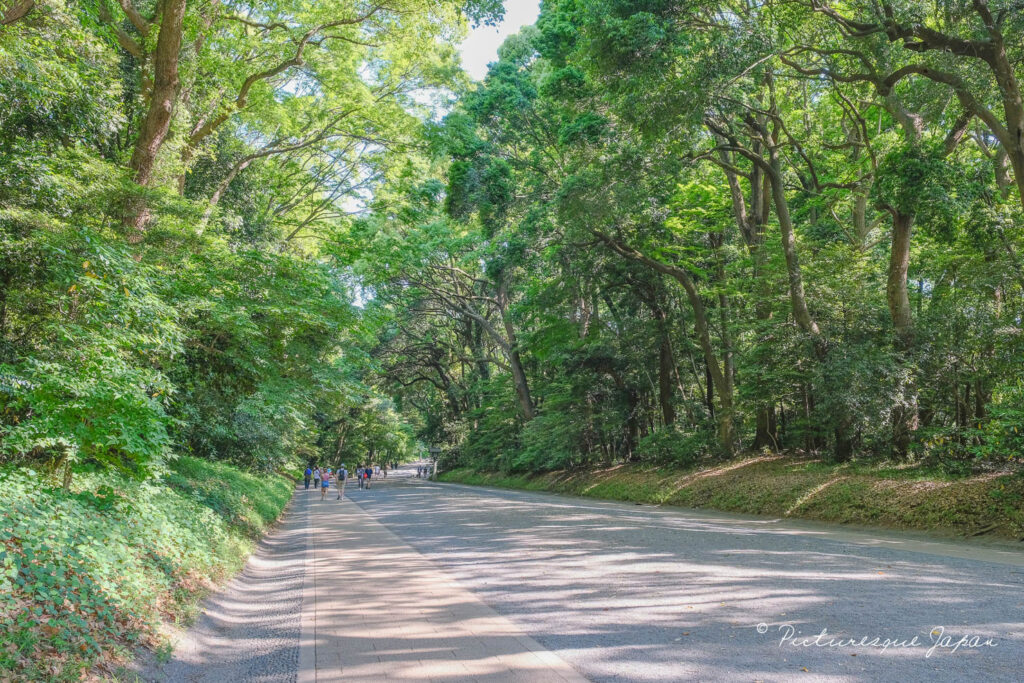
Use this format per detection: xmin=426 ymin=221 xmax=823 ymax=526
xmin=506 ymin=347 xmax=534 ymax=421
xmin=438 ymin=281 xmax=534 ymax=422
xmin=705 ymin=363 xmax=715 ymax=420
xmin=802 ymin=383 xmax=815 ymax=453
xmin=887 ymin=211 xmax=915 ymax=344
xmin=1 ymin=0 xmax=35 ymax=25
xmin=717 ymin=134 xmax=777 ymax=452
xmin=658 ymin=335 xmax=675 ymax=427
xmin=753 ymin=406 xmax=778 ymax=451
xmin=334 ymin=429 xmax=348 ymax=460
xmin=878 ymin=104 xmax=969 ymax=456
xmin=766 ymin=147 xmax=819 ymax=339
xmin=887 ymin=210 xmax=919 ymax=458
xmin=974 ymin=378 xmax=989 ymax=425
xmin=712 ymin=231 xmax=735 ymax=415
xmin=852 ymin=192 xmax=871 ymax=247
xmin=597 ymin=233 xmax=735 ymax=455
xmin=624 ymin=386 xmax=639 ymax=459
xmin=0 ymin=269 xmax=10 ymax=340
xmin=994 ymin=146 xmax=1012 ymax=199
xmin=470 ymin=319 xmax=490 ymax=381
xmin=199 ymin=156 xmax=253 ymax=228
xmin=125 ymin=0 xmax=188 ymax=234
xmin=986 ymin=40 xmax=1024 ymax=212
xmin=834 ymin=426 xmax=855 ymax=462
xmin=498 ymin=302 xmax=535 ymax=421
xmin=652 ymin=304 xmax=676 ymax=427
xmin=61 ymin=455 xmax=73 ymax=493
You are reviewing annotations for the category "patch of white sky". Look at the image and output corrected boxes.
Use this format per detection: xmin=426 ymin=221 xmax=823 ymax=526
xmin=409 ymin=0 xmax=540 ymax=114
xmin=459 ymin=0 xmax=541 ymax=81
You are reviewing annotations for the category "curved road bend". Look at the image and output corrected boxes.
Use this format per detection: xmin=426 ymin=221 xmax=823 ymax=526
xmin=152 ymin=464 xmax=1024 ymax=682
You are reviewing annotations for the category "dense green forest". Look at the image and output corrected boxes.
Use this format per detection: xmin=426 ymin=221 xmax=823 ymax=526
xmin=2 ymin=0 xmax=1024 ymax=677
xmin=3 ymin=0 xmax=1024 ymax=483
xmin=0 ymin=0 xmax=505 ymax=483
xmin=1 ymin=0 xmax=500 ymax=677
xmin=359 ymin=0 xmax=1024 ymax=475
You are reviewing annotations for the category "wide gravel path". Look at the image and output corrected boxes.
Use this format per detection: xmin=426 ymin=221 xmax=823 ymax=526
xmin=355 ymin=469 xmax=1024 ymax=682
xmin=149 ymin=464 xmax=1024 ymax=682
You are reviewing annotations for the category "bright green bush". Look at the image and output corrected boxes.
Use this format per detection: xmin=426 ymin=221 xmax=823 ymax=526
xmin=0 ymin=456 xmax=292 ymax=681
xmin=634 ymin=426 xmax=713 ymax=467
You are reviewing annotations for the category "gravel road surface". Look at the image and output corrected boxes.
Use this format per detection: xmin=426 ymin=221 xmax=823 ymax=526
xmin=148 ymin=466 xmax=1024 ymax=682
xmin=353 ymin=471 xmax=1024 ymax=682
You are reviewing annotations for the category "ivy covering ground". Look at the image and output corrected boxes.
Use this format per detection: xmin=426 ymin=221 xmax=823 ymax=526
xmin=0 ymin=456 xmax=292 ymax=681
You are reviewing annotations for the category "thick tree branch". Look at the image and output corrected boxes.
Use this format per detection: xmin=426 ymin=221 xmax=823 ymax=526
xmin=1 ymin=0 xmax=35 ymax=25
xmin=190 ymin=5 xmax=389 ymax=148
xmin=97 ymin=2 xmax=144 ymax=58
xmin=115 ymin=0 xmax=151 ymax=36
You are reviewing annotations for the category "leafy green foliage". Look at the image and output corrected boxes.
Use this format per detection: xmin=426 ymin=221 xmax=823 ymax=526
xmin=0 ymin=1 xmax=479 ymax=675
xmin=0 ymin=150 xmax=179 ymax=475
xmin=0 ymin=457 xmax=291 ymax=680
xmin=873 ymin=144 xmax=963 ymax=240
xmin=363 ymin=0 xmax=1024 ymax=477
xmin=635 ymin=427 xmax=713 ymax=468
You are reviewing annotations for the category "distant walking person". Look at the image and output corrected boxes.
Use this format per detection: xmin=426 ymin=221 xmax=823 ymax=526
xmin=320 ymin=469 xmax=331 ymax=500
xmin=304 ymin=466 xmax=312 ymax=490
xmin=336 ymin=465 xmax=348 ymax=500
xmin=357 ymin=467 xmax=364 ymax=489
xmin=313 ymin=467 xmax=321 ymax=489
xmin=364 ymin=465 xmax=372 ymax=489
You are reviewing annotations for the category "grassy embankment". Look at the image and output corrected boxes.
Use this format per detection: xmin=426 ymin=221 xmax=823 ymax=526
xmin=440 ymin=456 xmax=1024 ymax=540
xmin=0 ymin=456 xmax=294 ymax=681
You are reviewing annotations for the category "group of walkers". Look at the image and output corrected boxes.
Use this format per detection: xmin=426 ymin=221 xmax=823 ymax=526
xmin=355 ymin=465 xmax=376 ymax=489
xmin=416 ymin=464 xmax=432 ymax=478
xmin=303 ymin=463 xmax=386 ymax=499
xmin=303 ymin=465 xmax=347 ymax=500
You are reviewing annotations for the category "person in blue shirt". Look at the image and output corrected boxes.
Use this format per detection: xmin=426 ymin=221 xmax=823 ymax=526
xmin=304 ymin=466 xmax=312 ymax=490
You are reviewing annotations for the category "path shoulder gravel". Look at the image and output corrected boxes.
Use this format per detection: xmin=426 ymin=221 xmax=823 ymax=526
xmin=143 ymin=490 xmax=305 ymax=682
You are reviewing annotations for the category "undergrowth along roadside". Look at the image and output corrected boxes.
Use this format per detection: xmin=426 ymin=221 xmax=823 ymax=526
xmin=439 ymin=456 xmax=1024 ymax=540
xmin=0 ymin=456 xmax=293 ymax=681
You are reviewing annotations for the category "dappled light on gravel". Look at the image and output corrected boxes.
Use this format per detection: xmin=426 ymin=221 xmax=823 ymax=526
xmin=352 ymin=474 xmax=1024 ymax=682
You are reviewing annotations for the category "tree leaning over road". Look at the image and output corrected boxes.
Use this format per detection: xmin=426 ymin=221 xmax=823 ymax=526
xmin=0 ymin=0 xmax=502 ymax=481
xmin=353 ymin=0 xmax=1024 ymax=472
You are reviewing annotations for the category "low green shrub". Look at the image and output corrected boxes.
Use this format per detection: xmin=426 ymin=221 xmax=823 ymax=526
xmin=0 ymin=456 xmax=292 ymax=680
xmin=634 ymin=426 xmax=713 ymax=467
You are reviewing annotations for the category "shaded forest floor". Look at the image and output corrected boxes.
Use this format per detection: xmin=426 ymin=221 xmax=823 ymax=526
xmin=439 ymin=456 xmax=1024 ymax=541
